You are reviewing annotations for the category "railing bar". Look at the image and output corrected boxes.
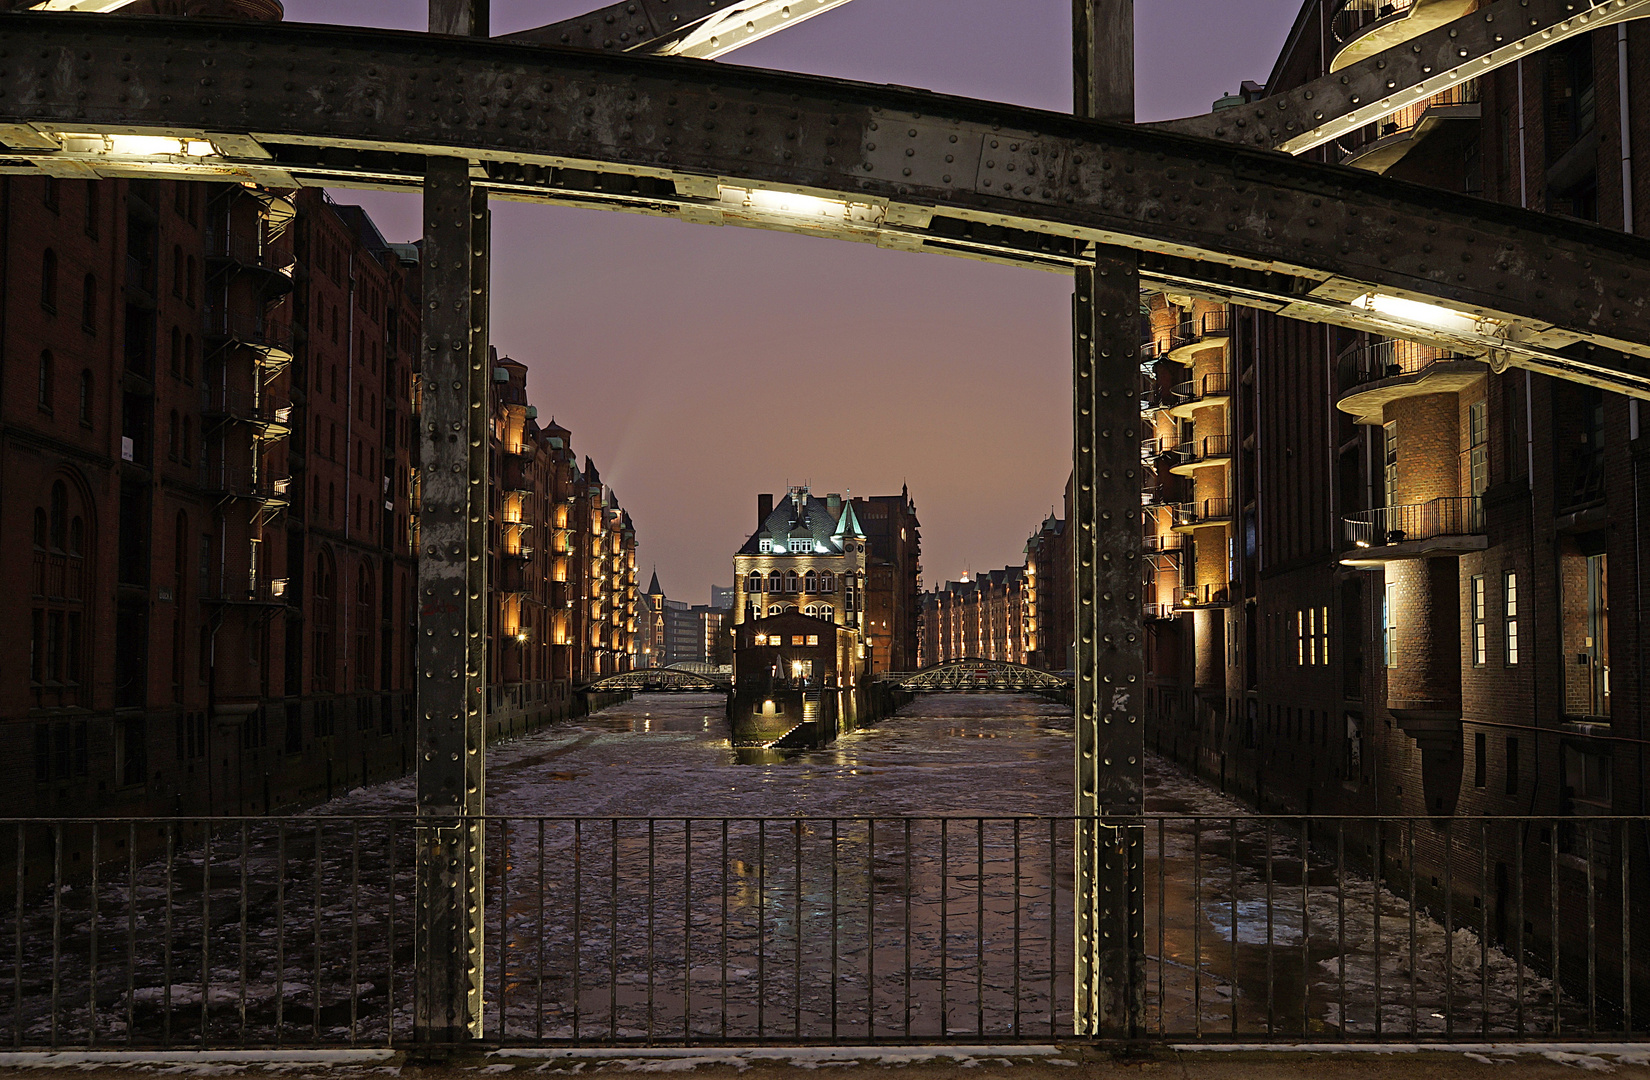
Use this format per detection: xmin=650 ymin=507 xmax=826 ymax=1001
xmin=1301 ymin=819 xmax=1310 ymax=1038
xmin=1480 ymin=820 xmax=1489 ymax=1040
xmin=349 ymin=821 xmax=360 ymax=1046
xmin=610 ymin=819 xmax=618 ymax=1042
xmin=50 ymin=823 xmax=61 ymax=1050
xmin=1265 ymin=818 xmax=1274 ymax=1039
xmin=1444 ymin=819 xmax=1454 ymax=1038
xmin=386 ymin=821 xmax=397 ymax=1049
xmin=903 ymin=818 xmax=912 ymax=1040
xmin=867 ymin=818 xmax=875 ymax=1042
xmin=500 ymin=819 xmax=512 ymax=1043
xmin=312 ymin=822 xmax=322 ymax=1045
xmin=1013 ymin=818 xmax=1022 ymax=1039
xmin=793 ymin=820 xmax=802 ymax=1043
xmin=975 ymin=817 xmax=984 ymax=1039
xmin=1406 ymin=820 xmax=1416 ymax=1039
xmin=1586 ymin=822 xmax=1597 ymax=1035
xmin=573 ymin=819 xmax=582 ymax=1045
xmin=1228 ymin=817 xmax=1236 ymax=1036
xmin=1621 ymin=820 xmax=1632 ymax=1037
xmin=647 ymin=819 xmax=655 ymax=1045
xmin=1514 ymin=824 xmax=1524 ymax=1036
xmin=127 ymin=823 xmax=136 ymax=1048
xmin=89 ymin=823 xmax=99 ymax=1049
xmin=684 ymin=819 xmax=693 ymax=1046
xmin=13 ymin=824 xmax=23 ymax=1049
xmin=1336 ymin=821 xmax=1346 ymax=1042
xmin=1048 ymin=817 xmax=1056 ymax=1039
xmin=1552 ymin=818 xmax=1562 ymax=1036
xmin=939 ymin=818 xmax=947 ymax=1038
xmin=829 ymin=819 xmax=839 ymax=1042
xmin=756 ymin=819 xmax=764 ymax=1040
xmin=1156 ymin=817 xmax=1165 ymax=1038
xmin=720 ymin=819 xmax=728 ymax=1042
xmin=239 ymin=822 xmax=248 ymax=1046
xmin=164 ymin=822 xmax=174 ymax=1049
xmin=202 ymin=823 xmax=213 ymax=1048
xmin=537 ymin=819 xmax=546 ymax=1043
xmin=1371 ymin=820 xmax=1381 ymax=1040
xmin=1192 ymin=818 xmax=1200 ymax=1038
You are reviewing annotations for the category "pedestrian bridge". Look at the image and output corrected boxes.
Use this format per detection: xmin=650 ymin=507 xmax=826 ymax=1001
xmin=583 ymin=666 xmax=732 ymax=693
xmin=878 ymin=659 xmax=1072 ymax=694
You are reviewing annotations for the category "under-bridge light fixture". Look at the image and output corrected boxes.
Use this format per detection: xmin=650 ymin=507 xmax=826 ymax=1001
xmin=60 ymin=134 xmax=219 ymax=159
xmin=722 ymin=185 xmax=852 ymax=221
xmin=1351 ymin=293 xmax=1481 ymax=336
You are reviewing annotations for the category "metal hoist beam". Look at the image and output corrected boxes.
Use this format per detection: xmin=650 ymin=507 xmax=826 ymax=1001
xmin=415 ymin=0 xmax=491 ymax=1045
xmin=1072 ymin=0 xmax=1146 ymax=1041
xmin=503 ymin=0 xmax=856 ymax=60
xmin=1159 ymin=0 xmax=1650 ymax=156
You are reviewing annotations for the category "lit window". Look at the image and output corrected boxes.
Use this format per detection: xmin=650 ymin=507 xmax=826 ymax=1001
xmin=807 ymin=635 xmax=820 ymax=646
xmin=1504 ymin=571 xmax=1519 ymax=665
xmin=789 ymin=538 xmax=810 ymax=553
xmin=1471 ymin=575 xmax=1486 ymax=666
xmin=820 ymin=573 xmax=835 ymax=593
xmin=1319 ymin=606 xmax=1330 ymax=665
xmin=791 ymin=635 xmax=805 ymax=646
xmin=1383 ymin=583 xmax=1398 ymax=668
xmin=759 ymin=539 xmax=772 ymax=554
xmin=754 ymin=633 xmax=767 ymax=645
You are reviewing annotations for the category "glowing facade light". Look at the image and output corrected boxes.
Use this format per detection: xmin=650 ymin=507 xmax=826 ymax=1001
xmin=1351 ymin=293 xmax=1481 ymax=335
xmin=720 ymin=185 xmax=854 ymax=221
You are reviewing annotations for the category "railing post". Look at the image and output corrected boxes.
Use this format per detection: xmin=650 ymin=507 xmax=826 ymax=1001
xmin=415 ymin=0 xmax=490 ymax=1045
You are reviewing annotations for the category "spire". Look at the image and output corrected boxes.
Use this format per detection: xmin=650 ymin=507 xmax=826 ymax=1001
xmin=646 ymin=567 xmax=663 ymax=596
xmin=833 ymin=495 xmax=866 ymax=540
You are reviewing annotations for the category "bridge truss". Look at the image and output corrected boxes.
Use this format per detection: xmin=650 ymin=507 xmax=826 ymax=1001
xmin=585 ymin=667 xmax=729 ymax=692
xmin=882 ymin=660 xmax=1072 ymax=694
xmin=5 ymin=0 xmax=1648 ymax=1043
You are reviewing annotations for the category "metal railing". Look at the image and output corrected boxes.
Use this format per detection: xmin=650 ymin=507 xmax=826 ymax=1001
xmin=200 ymin=385 xmax=292 ymax=431
xmin=1173 ymin=434 xmax=1234 ymax=466
xmin=1331 ymin=0 xmax=1413 ymax=44
xmin=1170 ymin=310 xmax=1230 ymax=352
xmin=199 ymin=464 xmax=291 ymax=504
xmin=1172 ymin=498 xmax=1235 ymax=528
xmin=1337 ymin=79 xmax=1481 ymax=163
xmin=203 ymin=575 xmax=290 ymax=605
xmin=1339 ymin=338 xmax=1476 ymax=390
xmin=1344 ymin=496 xmax=1484 ymax=548
xmin=1 ymin=813 xmax=1645 ymax=1047
xmin=202 ymin=310 xmax=293 ymax=355
xmin=1176 ymin=582 xmax=1232 ymax=608
xmin=1170 ymin=371 xmax=1232 ymax=406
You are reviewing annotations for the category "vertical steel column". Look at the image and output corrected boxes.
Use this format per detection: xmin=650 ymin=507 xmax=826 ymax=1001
xmin=414 ymin=2 xmax=490 ymax=1043
xmin=1073 ymin=0 xmax=1145 ymax=1040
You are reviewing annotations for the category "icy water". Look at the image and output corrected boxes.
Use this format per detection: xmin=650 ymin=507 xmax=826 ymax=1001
xmin=3 ymin=692 xmax=1581 ymax=1046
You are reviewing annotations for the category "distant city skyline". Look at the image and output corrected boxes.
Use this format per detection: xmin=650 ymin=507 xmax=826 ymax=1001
xmin=282 ymin=0 xmax=1301 ymax=597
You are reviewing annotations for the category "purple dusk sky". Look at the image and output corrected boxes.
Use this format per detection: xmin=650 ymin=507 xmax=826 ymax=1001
xmin=281 ymin=0 xmax=1301 ymax=604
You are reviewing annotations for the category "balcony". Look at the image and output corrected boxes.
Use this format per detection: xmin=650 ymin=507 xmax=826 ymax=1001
xmin=1168 ymin=434 xmax=1234 ymax=476
xmin=1167 ymin=371 xmax=1232 ymax=418
xmin=1170 ymin=498 xmax=1235 ymax=532
xmin=200 ymin=385 xmax=292 ymax=440
xmin=205 ymin=575 xmax=291 ymax=607
xmin=1176 ymin=582 xmax=1232 ymax=609
xmin=1165 ymin=310 xmax=1230 ymax=361
xmin=206 ymin=229 xmax=296 ymax=292
xmin=1337 ymin=78 xmax=1481 ymax=174
xmin=1329 ymin=0 xmax=1474 ymax=72
xmin=201 ymin=463 xmax=290 ymax=510
xmin=1340 ymin=496 xmax=1486 ymax=564
xmin=1143 ymin=602 xmax=1180 ymax=621
xmin=1336 ymin=339 xmax=1487 ymax=425
xmin=203 ymin=310 xmax=294 ymax=370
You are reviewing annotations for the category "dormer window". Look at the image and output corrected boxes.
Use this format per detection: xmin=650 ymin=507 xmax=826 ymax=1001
xmin=789 ymin=538 xmax=810 ymax=553
xmin=759 ymin=538 xmax=773 ymax=554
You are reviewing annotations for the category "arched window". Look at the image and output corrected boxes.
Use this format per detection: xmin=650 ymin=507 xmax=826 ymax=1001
xmin=171 ymin=245 xmax=183 ymax=297
xmin=77 ymin=370 xmax=92 ymax=426
xmin=167 ymin=410 xmax=179 ymax=460
xmin=81 ymin=273 xmax=96 ymax=330
xmin=784 ymin=570 xmax=800 ymax=593
xmin=183 ymin=335 xmax=195 ymax=382
xmin=820 ymin=572 xmax=835 ymax=594
xmin=746 ymin=571 xmax=763 ymax=594
xmin=805 ymin=605 xmax=818 ymax=617
xmin=767 ymin=570 xmax=783 ymax=593
xmin=68 ymin=516 xmax=83 ymax=557
xmin=49 ymin=481 xmax=67 ymax=549
xmin=804 ymin=570 xmax=818 ymax=593
xmin=169 ymin=327 xmax=182 ymax=377
xmin=328 ymin=482 xmax=336 ymax=521
xmin=33 ymin=508 xmax=47 ymax=549
xmin=768 ymin=605 xmax=783 ymax=616
xmin=37 ymin=351 xmax=53 ymax=413
xmin=40 ymin=249 xmax=57 ymax=311
xmin=181 ymin=417 xmax=192 ymax=465
xmin=820 ymin=604 xmax=835 ymax=621
xmin=312 ymin=476 xmax=321 ymax=519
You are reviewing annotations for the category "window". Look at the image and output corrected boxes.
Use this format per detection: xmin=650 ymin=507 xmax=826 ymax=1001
xmin=1383 ymin=581 xmax=1398 ymax=668
xmin=804 ymin=570 xmax=818 ymax=593
xmin=767 ymin=570 xmax=782 ymax=593
xmin=768 ymin=605 xmax=782 ymax=616
xmin=185 ymin=256 xmax=196 ymax=303
xmin=167 ymin=410 xmax=179 ymax=460
xmin=1382 ymin=421 xmax=1399 ymax=506
xmin=820 ymin=572 xmax=835 ymax=593
xmin=789 ymin=538 xmax=811 ymax=553
xmin=746 ymin=571 xmax=763 ymax=594
xmin=784 ymin=570 xmax=799 ymax=593
xmin=78 ymin=370 xmax=92 ymax=427
xmin=805 ymin=605 xmax=818 ymax=616
xmin=181 ymin=417 xmax=191 ymax=465
xmin=1471 ymin=575 xmax=1487 ymax=665
xmin=81 ymin=274 xmax=97 ymax=332
xmin=183 ymin=336 xmax=195 ymax=382
xmin=1467 ymin=400 xmax=1488 ymax=497
xmin=1504 ymin=571 xmax=1520 ymax=665
xmin=820 ymin=605 xmax=834 ymax=620
xmin=40 ymin=248 xmax=57 ymax=312
xmin=172 ymin=245 xmax=184 ymax=297
xmin=170 ymin=327 xmax=182 ymax=377
xmin=37 ymin=351 xmax=54 ymax=413
xmin=1297 ymin=610 xmax=1308 ymax=665
xmin=807 ymin=635 xmax=820 ymax=646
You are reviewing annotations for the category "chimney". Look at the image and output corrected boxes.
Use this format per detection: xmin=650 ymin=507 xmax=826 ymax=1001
xmin=757 ymin=493 xmax=774 ymax=529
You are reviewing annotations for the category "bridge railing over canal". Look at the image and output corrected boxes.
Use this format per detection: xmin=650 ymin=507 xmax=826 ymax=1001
xmin=1 ymin=814 xmax=1645 ymax=1047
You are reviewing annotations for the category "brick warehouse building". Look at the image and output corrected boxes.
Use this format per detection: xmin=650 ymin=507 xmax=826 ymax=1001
xmin=1143 ymin=0 xmax=1650 ymax=1009
xmin=1 ymin=170 xmax=640 ymax=817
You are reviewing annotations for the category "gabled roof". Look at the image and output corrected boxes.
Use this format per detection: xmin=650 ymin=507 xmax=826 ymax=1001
xmin=833 ymin=498 xmax=866 ymax=540
xmin=736 ymin=486 xmax=861 ymax=557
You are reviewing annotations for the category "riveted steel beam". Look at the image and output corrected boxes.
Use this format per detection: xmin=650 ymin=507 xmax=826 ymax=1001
xmin=505 ymin=0 xmax=856 ymax=60
xmin=2 ymin=16 xmax=1650 ymax=392
xmin=1158 ymin=0 xmax=1650 ymax=157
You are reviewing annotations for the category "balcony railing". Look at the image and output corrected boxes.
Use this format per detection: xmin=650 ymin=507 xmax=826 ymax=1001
xmin=1171 ymin=498 xmax=1235 ymax=528
xmin=200 ymin=385 xmax=292 ymax=436
xmin=1143 ymin=533 xmax=1186 ymax=553
xmin=1169 ymin=310 xmax=1230 ymax=352
xmin=205 ymin=230 xmax=295 ymax=278
xmin=1169 ymin=371 xmax=1231 ymax=407
xmin=1337 ymin=79 xmax=1481 ymax=163
xmin=1344 ymin=496 xmax=1484 ymax=548
xmin=203 ymin=310 xmax=293 ymax=356
xmin=1339 ymin=339 xmax=1469 ymax=389
xmin=200 ymin=463 xmax=291 ymax=505
xmin=1177 ymin=582 xmax=1232 ymax=608
xmin=1330 ymin=0 xmax=1413 ymax=44
xmin=205 ymin=575 xmax=290 ymax=605
xmin=1172 ymin=434 xmax=1234 ymax=467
